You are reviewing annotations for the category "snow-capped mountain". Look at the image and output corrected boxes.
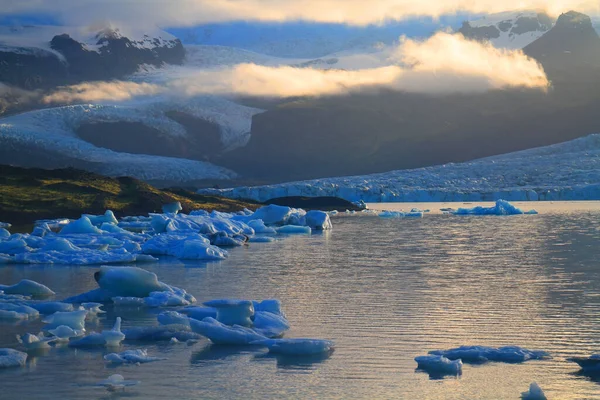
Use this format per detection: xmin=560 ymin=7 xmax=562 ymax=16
xmin=0 ymin=24 xmax=184 ymax=89
xmin=458 ymin=11 xmax=554 ymax=49
xmin=200 ymin=134 xmax=600 ymax=202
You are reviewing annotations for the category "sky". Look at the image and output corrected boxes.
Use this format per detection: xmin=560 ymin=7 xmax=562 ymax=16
xmin=0 ymin=0 xmax=596 ymax=101
xmin=0 ymin=0 xmax=598 ymax=27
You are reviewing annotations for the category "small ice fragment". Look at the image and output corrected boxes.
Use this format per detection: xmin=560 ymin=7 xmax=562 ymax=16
xmin=521 ymin=382 xmax=547 ymax=400
xmin=253 ymin=338 xmax=335 ymax=355
xmin=305 ymin=210 xmax=332 ymax=231
xmin=104 ymin=349 xmax=165 ymax=364
xmin=95 ymin=374 xmax=139 ymax=392
xmin=17 ymin=332 xmax=56 ymax=350
xmin=81 ymin=302 xmax=105 ymax=317
xmin=189 ymin=317 xmax=266 ymax=345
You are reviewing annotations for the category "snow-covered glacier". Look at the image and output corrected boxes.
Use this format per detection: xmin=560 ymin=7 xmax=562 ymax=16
xmin=200 ymin=134 xmax=600 ymax=202
xmin=0 ymin=102 xmax=248 ymax=182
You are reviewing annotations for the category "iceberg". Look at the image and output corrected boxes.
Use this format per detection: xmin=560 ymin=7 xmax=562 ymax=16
xmin=568 ymin=354 xmax=600 ymax=373
xmin=0 ymin=228 xmax=10 ymax=239
xmin=83 ymin=211 xmax=119 ymax=227
xmin=0 ymin=239 xmax=29 ymax=255
xmin=452 ymin=200 xmax=537 ymax=216
xmin=521 ymin=383 xmax=547 ymax=400
xmin=378 ymin=211 xmax=405 ymax=218
xmin=162 ymin=202 xmax=183 ymax=214
xmin=0 ymin=303 xmax=40 ymax=320
xmin=81 ymin=302 xmax=105 ymax=317
xmin=204 ymin=299 xmax=255 ymax=326
xmin=47 ymin=325 xmax=84 ymax=342
xmin=429 ymin=346 xmax=549 ymax=363
xmin=248 ymin=236 xmax=275 ymax=243
xmin=180 ymin=306 xmax=217 ymax=321
xmin=0 ymin=279 xmax=55 ymax=297
xmin=252 ymin=312 xmax=290 ymax=338
xmin=141 ymin=233 xmax=227 ymax=260
xmin=414 ymin=355 xmax=463 ymax=376
xmin=246 ymin=205 xmax=297 ymax=226
xmin=16 ymin=332 xmax=56 ymax=350
xmin=104 ymin=349 xmax=165 ymax=364
xmin=102 ymin=317 xmax=126 ymax=347
xmin=59 ymin=217 xmax=103 ymax=235
xmin=0 ymin=348 xmax=28 ymax=368
xmin=305 ymin=210 xmax=332 ymax=231
xmin=158 ymin=311 xmax=191 ymax=327
xmin=69 ymin=333 xmax=107 ymax=347
xmin=43 ymin=310 xmax=87 ymax=331
xmin=253 ymin=338 xmax=335 ymax=355
xmin=248 ymin=219 xmax=277 ymax=234
xmin=95 ymin=266 xmax=168 ymax=298
xmin=189 ymin=317 xmax=267 ymax=345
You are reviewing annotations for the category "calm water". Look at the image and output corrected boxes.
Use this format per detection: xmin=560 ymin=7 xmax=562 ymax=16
xmin=1 ymin=202 xmax=600 ymax=399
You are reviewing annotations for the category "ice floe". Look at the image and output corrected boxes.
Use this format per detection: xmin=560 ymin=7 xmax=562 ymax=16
xmin=43 ymin=310 xmax=88 ymax=331
xmin=0 ymin=303 xmax=40 ymax=320
xmin=0 ymin=348 xmax=28 ymax=368
xmin=429 ymin=346 xmax=549 ymax=363
xmin=104 ymin=349 xmax=165 ymax=364
xmin=204 ymin=299 xmax=255 ymax=327
xmin=568 ymin=354 xmax=600 ymax=373
xmin=189 ymin=317 xmax=267 ymax=345
xmin=16 ymin=332 xmax=56 ymax=351
xmin=47 ymin=325 xmax=84 ymax=342
xmin=521 ymin=383 xmax=547 ymax=400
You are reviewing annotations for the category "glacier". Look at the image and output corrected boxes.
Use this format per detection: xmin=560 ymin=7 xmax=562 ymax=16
xmin=201 ymin=134 xmax=600 ymax=203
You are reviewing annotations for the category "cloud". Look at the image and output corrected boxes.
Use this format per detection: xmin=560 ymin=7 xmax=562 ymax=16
xmin=42 ymin=81 xmax=164 ymax=104
xmin=0 ymin=83 xmax=40 ymax=113
xmin=1 ymin=0 xmax=599 ymax=26
xmin=43 ymin=33 xmax=548 ymax=103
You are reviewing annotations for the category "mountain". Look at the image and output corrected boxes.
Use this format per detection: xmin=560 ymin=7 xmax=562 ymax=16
xmin=524 ymin=11 xmax=600 ymax=72
xmin=201 ymin=133 xmax=600 ymax=203
xmin=458 ymin=11 xmax=553 ymax=49
xmin=0 ymin=25 xmax=184 ymax=89
xmin=216 ymin=11 xmax=600 ymax=183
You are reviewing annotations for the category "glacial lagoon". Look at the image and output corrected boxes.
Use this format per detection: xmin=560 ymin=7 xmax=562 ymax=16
xmin=1 ymin=201 xmax=600 ymax=399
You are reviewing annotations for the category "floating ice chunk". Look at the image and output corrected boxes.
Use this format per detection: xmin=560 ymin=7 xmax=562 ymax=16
xmin=0 ymin=279 xmax=55 ymax=297
xmin=0 ymin=239 xmax=29 ymax=255
xmin=83 ymin=211 xmax=118 ymax=227
xmin=104 ymin=349 xmax=165 ymax=365
xmin=207 ymin=233 xmax=245 ymax=247
xmin=248 ymin=205 xmax=307 ymax=226
xmin=415 ymin=355 xmax=463 ymax=376
xmin=405 ymin=211 xmax=424 ymax=218
xmin=0 ymin=254 xmax=12 ymax=264
xmin=0 ymin=228 xmax=10 ymax=239
xmin=13 ymin=248 xmax=146 ymax=265
xmin=305 ymin=210 xmax=332 ymax=231
xmin=81 ymin=302 xmax=105 ymax=317
xmin=248 ymin=236 xmax=275 ymax=243
xmin=141 ymin=233 xmax=227 ymax=260
xmin=521 ymin=382 xmax=547 ymax=400
xmin=30 ymin=302 xmax=74 ymax=314
xmin=248 ymin=220 xmax=277 ymax=234
xmin=47 ymin=325 xmax=84 ymax=341
xmin=95 ymin=266 xmax=166 ymax=298
xmin=276 ymin=225 xmax=311 ymax=234
xmin=0 ymin=222 xmax=11 ymax=229
xmin=102 ymin=317 xmax=125 ymax=347
xmin=189 ymin=317 xmax=267 ymax=345
xmin=43 ymin=310 xmax=87 ymax=331
xmin=0 ymin=303 xmax=40 ymax=320
xmin=60 ymin=216 xmax=103 ymax=234
xmin=253 ymin=311 xmax=290 ymax=338
xmin=95 ymin=374 xmax=139 ymax=392
xmin=158 ymin=311 xmax=190 ymax=327
xmin=568 ymin=354 xmax=600 ymax=373
xmin=452 ymin=200 xmax=537 ymax=216
xmin=254 ymin=338 xmax=335 ymax=355
xmin=17 ymin=332 xmax=56 ymax=350
xmin=180 ymin=306 xmax=217 ymax=321
xmin=0 ymin=348 xmax=27 ymax=368
xmin=429 ymin=346 xmax=549 ymax=363
xmin=204 ymin=299 xmax=254 ymax=326
xmin=162 ymin=202 xmax=182 ymax=214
